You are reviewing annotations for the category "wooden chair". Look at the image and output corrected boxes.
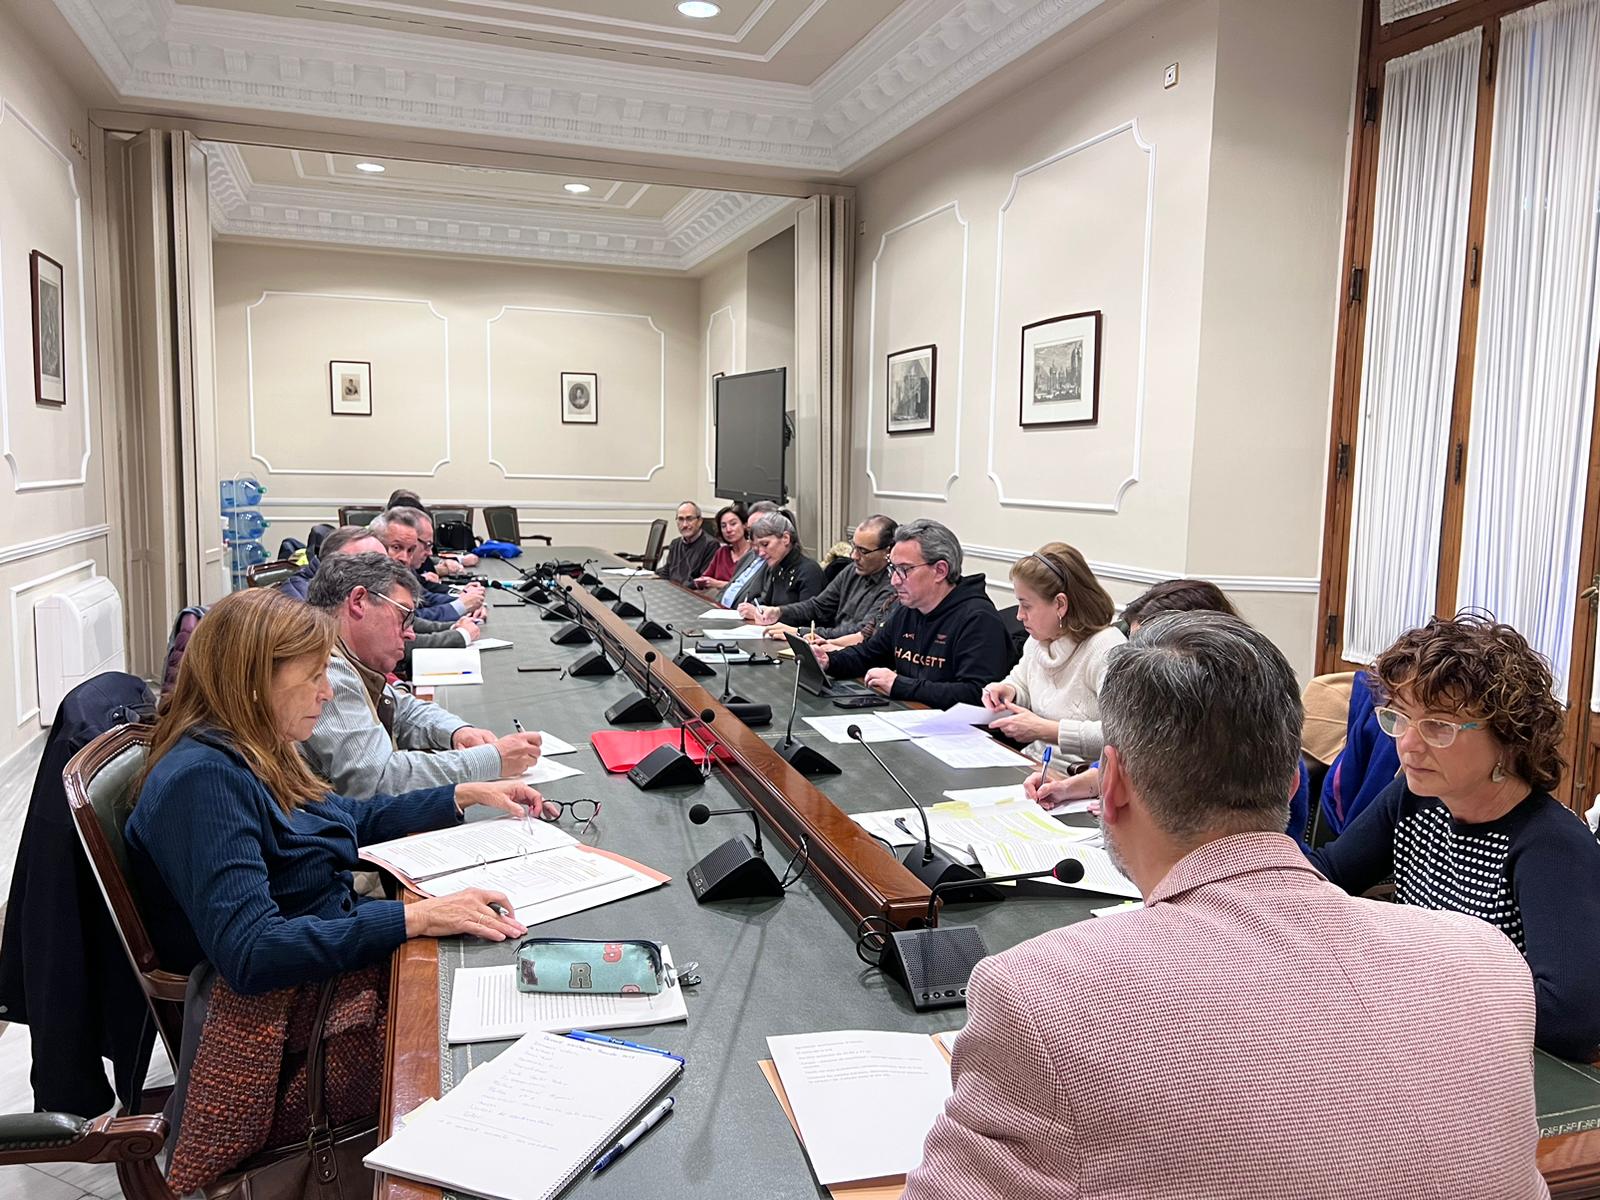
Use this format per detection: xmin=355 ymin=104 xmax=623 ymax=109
xmin=481 ymin=506 xmax=553 ymax=548
xmin=64 ymin=724 xmax=188 ymax=1065
xmin=245 ymin=558 xmax=299 ymax=589
xmin=337 ymin=505 xmax=381 ymax=528
xmin=0 ymin=1112 xmax=168 ymax=1200
xmin=618 ymin=518 xmax=669 ymax=569
xmin=430 ymin=504 xmax=474 ymax=530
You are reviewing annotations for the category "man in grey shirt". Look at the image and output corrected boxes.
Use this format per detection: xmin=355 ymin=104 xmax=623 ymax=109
xmin=656 ymin=500 xmax=718 ymax=585
xmin=300 ymin=553 xmax=542 ymax=798
xmin=741 ymin=514 xmax=898 ymax=641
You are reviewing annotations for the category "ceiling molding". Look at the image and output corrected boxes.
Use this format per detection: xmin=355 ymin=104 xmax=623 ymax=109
xmin=205 ymin=141 xmax=797 ymax=269
xmin=54 ymin=0 xmax=1113 ymax=172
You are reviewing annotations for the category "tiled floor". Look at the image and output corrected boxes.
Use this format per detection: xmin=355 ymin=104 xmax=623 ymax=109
xmin=0 ymin=1021 xmax=175 ymax=1200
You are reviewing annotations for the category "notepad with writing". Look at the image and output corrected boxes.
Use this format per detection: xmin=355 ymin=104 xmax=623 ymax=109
xmin=366 ymin=1031 xmax=681 ymax=1200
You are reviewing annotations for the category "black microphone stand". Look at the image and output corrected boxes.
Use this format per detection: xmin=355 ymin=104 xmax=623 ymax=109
xmin=604 ymin=650 xmax=662 ymax=725
xmin=771 ymin=656 xmax=839 ymax=777
xmin=667 ymin=623 xmax=715 ymax=678
xmin=634 ymin=584 xmax=670 ymax=641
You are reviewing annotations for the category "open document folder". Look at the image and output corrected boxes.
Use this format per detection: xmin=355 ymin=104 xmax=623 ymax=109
xmin=360 ymin=817 xmax=669 ymax=925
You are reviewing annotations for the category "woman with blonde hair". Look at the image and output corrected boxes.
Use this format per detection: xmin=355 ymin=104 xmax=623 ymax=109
xmin=982 ymin=542 xmax=1124 ymax=759
xmin=126 ymin=587 xmax=552 ymax=996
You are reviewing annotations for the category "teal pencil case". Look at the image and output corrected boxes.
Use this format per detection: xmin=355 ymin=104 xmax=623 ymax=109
xmin=515 ymin=938 xmax=667 ymax=995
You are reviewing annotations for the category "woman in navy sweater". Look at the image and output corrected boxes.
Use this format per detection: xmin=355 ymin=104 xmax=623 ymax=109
xmin=1308 ymin=613 xmax=1600 ymax=1061
xmin=126 ymin=588 xmax=553 ymax=995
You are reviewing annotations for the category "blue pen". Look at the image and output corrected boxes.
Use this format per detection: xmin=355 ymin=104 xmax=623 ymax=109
xmin=565 ymin=1030 xmax=685 ymax=1063
xmin=1040 ymin=746 xmax=1053 ymax=776
xmin=592 ymin=1096 xmax=674 ymax=1175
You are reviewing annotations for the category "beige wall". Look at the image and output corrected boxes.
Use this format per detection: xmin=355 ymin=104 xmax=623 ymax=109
xmin=0 ymin=12 xmax=114 ymax=891
xmin=848 ymin=0 xmax=1359 ymax=677
xmin=212 ymin=242 xmax=709 ymax=556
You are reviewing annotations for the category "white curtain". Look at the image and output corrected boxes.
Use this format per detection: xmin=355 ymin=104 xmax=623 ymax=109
xmin=1457 ymin=0 xmax=1600 ymax=704
xmin=1343 ymin=30 xmax=1482 ymax=663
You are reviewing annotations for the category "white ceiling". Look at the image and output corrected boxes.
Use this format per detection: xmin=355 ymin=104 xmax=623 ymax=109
xmin=54 ymin=0 xmax=1115 ymax=173
xmin=205 ymin=142 xmax=795 ymax=269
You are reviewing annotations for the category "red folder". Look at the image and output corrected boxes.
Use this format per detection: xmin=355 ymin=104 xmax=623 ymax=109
xmin=590 ymin=728 xmax=712 ymax=773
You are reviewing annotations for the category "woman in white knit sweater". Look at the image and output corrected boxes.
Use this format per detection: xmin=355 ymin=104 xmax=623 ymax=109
xmin=981 ymin=542 xmax=1124 ymax=760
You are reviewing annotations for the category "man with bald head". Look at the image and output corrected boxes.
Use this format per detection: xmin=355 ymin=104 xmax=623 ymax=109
xmin=656 ymin=501 xmax=718 ymax=585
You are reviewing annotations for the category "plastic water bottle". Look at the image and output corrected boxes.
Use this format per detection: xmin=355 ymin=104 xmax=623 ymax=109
xmin=223 ymin=510 xmax=269 ymax=542
xmin=221 ymin=477 xmax=266 ymax=510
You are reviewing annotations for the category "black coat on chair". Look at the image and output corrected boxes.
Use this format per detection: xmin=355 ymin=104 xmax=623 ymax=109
xmin=0 ymin=672 xmax=156 ymax=1117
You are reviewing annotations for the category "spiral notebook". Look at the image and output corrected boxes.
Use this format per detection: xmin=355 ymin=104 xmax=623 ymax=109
xmin=366 ymin=1031 xmax=681 ymax=1200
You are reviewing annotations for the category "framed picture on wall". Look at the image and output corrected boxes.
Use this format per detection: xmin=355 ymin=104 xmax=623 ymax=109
xmin=1019 ymin=310 xmax=1101 ymax=428
xmin=329 ymin=360 xmax=373 ymax=416
xmin=886 ymin=344 xmax=936 ymax=434
xmin=30 ymin=251 xmax=66 ymax=407
xmin=561 ymin=372 xmax=599 ymax=424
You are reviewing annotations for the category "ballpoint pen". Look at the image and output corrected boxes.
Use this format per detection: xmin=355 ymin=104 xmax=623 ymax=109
xmin=1041 ymin=745 xmax=1054 ymax=777
xmin=565 ymin=1030 xmax=685 ymax=1061
xmin=591 ymin=1096 xmax=675 ymax=1175
xmin=512 ymin=717 xmax=529 ymax=827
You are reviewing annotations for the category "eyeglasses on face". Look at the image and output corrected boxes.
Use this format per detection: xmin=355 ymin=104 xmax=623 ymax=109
xmin=371 ymin=589 xmax=417 ymax=630
xmin=850 ymin=543 xmax=886 ymax=559
xmin=1373 ymin=705 xmax=1484 ymax=749
xmin=539 ymin=798 xmax=600 ymax=824
xmin=887 ymin=560 xmax=932 ymax=581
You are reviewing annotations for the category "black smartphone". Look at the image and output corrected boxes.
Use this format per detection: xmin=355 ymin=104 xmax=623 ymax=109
xmin=832 ymin=694 xmax=890 ymax=709
xmin=517 ymin=665 xmax=562 ymax=673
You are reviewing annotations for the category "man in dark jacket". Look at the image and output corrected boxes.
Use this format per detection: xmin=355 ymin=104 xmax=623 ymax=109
xmin=815 ymin=519 xmax=1013 ymax=708
xmin=742 ymin=513 xmax=895 ymax=640
xmin=656 ymin=501 xmax=718 ymax=585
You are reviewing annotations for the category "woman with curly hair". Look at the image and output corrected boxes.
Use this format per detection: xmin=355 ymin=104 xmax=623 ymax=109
xmin=1308 ymin=612 xmax=1600 ymax=1060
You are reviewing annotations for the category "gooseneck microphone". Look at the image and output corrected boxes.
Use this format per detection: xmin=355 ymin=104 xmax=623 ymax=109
xmin=604 ymin=649 xmax=660 ymax=725
xmin=634 ymin=585 xmax=670 ymax=641
xmin=627 ymin=706 xmax=712 ymax=792
xmin=667 ymin=622 xmax=714 ymax=678
xmin=924 ymin=857 xmax=1084 ymax=925
xmin=689 ymin=803 xmax=762 ymax=856
xmin=684 ymin=798 xmax=787 ymax=903
xmin=847 ymin=723 xmax=997 ymax=903
xmin=548 ymin=583 xmax=595 ymax=646
xmin=771 ymin=661 xmax=839 ymax=777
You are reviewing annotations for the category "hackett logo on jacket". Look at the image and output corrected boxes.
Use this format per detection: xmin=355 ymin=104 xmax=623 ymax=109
xmin=895 ymin=647 xmax=949 ymax=670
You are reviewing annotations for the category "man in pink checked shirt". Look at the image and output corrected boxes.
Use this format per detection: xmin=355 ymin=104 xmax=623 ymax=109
xmin=905 ymin=612 xmax=1547 ymax=1200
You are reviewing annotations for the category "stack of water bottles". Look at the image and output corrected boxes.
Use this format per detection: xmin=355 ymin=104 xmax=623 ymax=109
xmin=222 ymin=475 xmax=270 ymax=591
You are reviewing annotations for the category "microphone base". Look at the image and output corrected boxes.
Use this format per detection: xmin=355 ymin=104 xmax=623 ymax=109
xmin=673 ymin=652 xmax=716 ymax=678
xmin=635 ymin=619 xmax=672 ymax=642
xmin=604 ymin=692 xmax=660 ymax=725
xmin=773 ymin=738 xmax=841 ymax=777
xmin=879 ymin=926 xmax=989 ymax=1011
xmin=539 ymin=604 xmax=570 ymax=622
xmin=550 ymin=622 xmax=592 ymax=646
xmin=611 ymin=599 xmax=645 ymax=619
xmin=567 ymin=649 xmax=615 ymax=678
xmin=589 ymin=584 xmax=620 ymax=602
xmin=687 ymin=835 xmax=784 ymax=902
xmin=901 ymin=847 xmax=1005 ymax=906
xmin=579 ymin=571 xmax=602 ymax=587
xmin=627 ymin=743 xmax=705 ymax=791
xmin=724 ymin=701 xmax=772 ymax=728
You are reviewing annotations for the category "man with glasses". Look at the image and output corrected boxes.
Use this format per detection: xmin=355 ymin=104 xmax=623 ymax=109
xmin=301 ymin=553 xmax=542 ymax=798
xmin=656 ymin=501 xmax=719 ymax=586
xmin=372 ymin=507 xmax=485 ymax=622
xmin=741 ymin=515 xmax=898 ymax=641
xmin=812 ymin=518 xmax=1013 ymax=707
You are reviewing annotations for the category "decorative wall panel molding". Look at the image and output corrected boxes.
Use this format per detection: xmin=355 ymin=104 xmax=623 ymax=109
xmin=0 ymin=97 xmax=94 ymax=492
xmin=486 ymin=305 xmax=665 ymax=482
xmin=206 ymin=142 xmax=795 ymax=270
xmin=985 ymin=120 xmax=1154 ymax=512
xmin=703 ymin=306 xmax=739 ymax=485
xmin=245 ymin=290 xmax=452 ymax=476
xmin=964 ymin=543 xmax=1321 ymax=593
xmin=0 ymin=524 xmax=111 ymax=567
xmin=54 ymin=0 xmax=1111 ymax=172
xmin=864 ymin=201 xmax=967 ymax=501
xmin=10 ymin=558 xmax=97 ymax=727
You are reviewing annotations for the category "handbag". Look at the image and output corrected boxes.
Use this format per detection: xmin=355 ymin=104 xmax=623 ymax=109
xmin=203 ymin=978 xmax=379 ymax=1200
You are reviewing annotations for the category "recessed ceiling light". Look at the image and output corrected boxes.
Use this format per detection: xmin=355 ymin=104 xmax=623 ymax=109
xmin=677 ymin=1 xmax=720 ymax=17
xmin=354 ymin=161 xmax=386 ymax=173
xmin=563 ymin=182 xmax=592 ymax=194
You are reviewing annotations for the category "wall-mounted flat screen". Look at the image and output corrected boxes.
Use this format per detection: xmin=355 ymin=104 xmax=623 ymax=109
xmin=714 ymin=368 xmax=787 ymax=504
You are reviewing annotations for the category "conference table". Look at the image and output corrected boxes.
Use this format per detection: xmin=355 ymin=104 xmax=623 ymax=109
xmin=376 ymin=549 xmax=1600 ymax=1200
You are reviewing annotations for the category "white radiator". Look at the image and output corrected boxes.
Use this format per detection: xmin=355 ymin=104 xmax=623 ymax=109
xmin=34 ymin=575 xmax=126 ymax=726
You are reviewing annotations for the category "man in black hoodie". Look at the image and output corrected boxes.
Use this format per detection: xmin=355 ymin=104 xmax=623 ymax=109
xmin=815 ymin=518 xmax=1013 ymax=708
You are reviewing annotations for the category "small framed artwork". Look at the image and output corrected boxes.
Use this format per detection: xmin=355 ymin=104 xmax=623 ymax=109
xmin=561 ymin=372 xmax=599 ymax=424
xmin=1019 ymin=310 xmax=1101 ymax=428
xmin=30 ymin=251 xmax=66 ymax=407
xmin=886 ymin=344 xmax=936 ymax=435
xmin=329 ymin=360 xmax=373 ymax=416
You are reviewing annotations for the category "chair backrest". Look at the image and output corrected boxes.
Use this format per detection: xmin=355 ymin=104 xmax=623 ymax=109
xmin=64 ymin=724 xmax=188 ymax=1060
xmin=482 ymin=505 xmax=520 ymax=545
xmin=304 ymin=522 xmax=337 ymax=559
xmin=431 ymin=505 xmax=474 ymax=530
xmin=162 ymin=606 xmax=209 ymax=698
xmin=642 ymin=518 xmax=669 ymax=570
xmin=337 ymin=505 xmax=381 ymax=528
xmin=246 ymin=559 xmax=299 ymax=589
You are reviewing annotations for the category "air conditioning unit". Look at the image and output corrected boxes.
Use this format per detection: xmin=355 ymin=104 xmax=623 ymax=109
xmin=34 ymin=576 xmax=126 ymax=727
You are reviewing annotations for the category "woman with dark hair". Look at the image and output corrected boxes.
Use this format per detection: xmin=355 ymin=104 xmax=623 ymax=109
xmin=980 ymin=543 xmax=1124 ymax=759
xmin=692 ymin=503 xmax=758 ymax=597
xmin=1117 ymin=577 xmax=1238 ymax=631
xmin=1308 ymin=613 xmax=1600 ymax=1061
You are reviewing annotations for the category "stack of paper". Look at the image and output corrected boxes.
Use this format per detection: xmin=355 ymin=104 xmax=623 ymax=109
xmin=876 ymin=704 xmax=999 ymax=738
xmin=447 ymin=945 xmax=688 ymax=1043
xmin=908 ymin=733 xmax=1031 ymax=769
xmin=698 ymin=607 xmax=744 ymax=620
xmin=801 ymin=714 xmax=908 ymax=744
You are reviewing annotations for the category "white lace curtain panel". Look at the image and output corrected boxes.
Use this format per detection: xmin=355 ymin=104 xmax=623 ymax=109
xmin=1343 ymin=30 xmax=1482 ymax=663
xmin=1456 ymin=0 xmax=1600 ymax=706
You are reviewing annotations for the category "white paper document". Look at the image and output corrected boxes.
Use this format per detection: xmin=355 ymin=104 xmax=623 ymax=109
xmin=410 ymin=647 xmax=484 ymax=686
xmin=767 ymin=1030 xmax=952 ymax=1186
xmin=876 ymin=704 xmax=999 ymax=738
xmin=365 ymin=1031 xmax=680 ymax=1200
xmin=696 ymin=624 xmax=768 ymax=640
xmin=697 ymin=607 xmax=744 ymax=620
xmin=694 ymin=650 xmax=750 ymax=664
xmin=361 ymin=817 xmax=576 ymax=882
xmin=426 ymin=844 xmax=636 ymax=909
xmin=801 ymin=714 xmax=908 ymax=744
xmin=940 ymin=784 xmax=1029 ymax=806
xmin=522 ymin=758 xmax=584 ymax=785
xmin=513 ymin=868 xmax=667 ymax=927
xmin=910 ymin=733 xmax=1032 ymax=769
xmin=972 ymin=836 xmax=1141 ymax=899
xmin=534 ymin=732 xmax=578 ymax=756
xmin=473 ymin=637 xmax=514 ymax=651
xmin=603 ymin=568 xmax=655 ymax=577
xmin=447 ymin=946 xmax=688 ymax=1043
xmin=854 ymin=803 xmax=1094 ymax=859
